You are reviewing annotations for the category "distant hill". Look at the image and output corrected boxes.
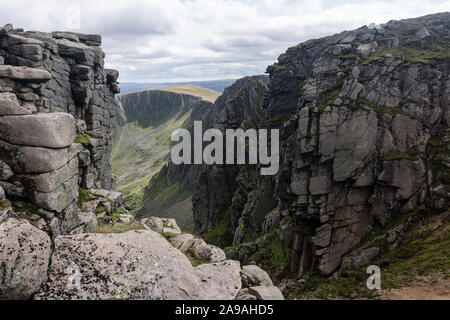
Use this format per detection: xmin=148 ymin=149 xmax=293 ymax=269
xmin=112 ymin=89 xmax=215 ymax=232
xmin=119 ymin=79 xmax=237 ymax=95
xmin=163 ymin=85 xmax=221 ymax=103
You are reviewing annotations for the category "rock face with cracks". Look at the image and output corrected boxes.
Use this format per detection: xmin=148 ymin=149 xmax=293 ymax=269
xmin=0 ymin=24 xmax=119 ymax=236
xmin=37 ymin=229 xmax=243 ymax=300
xmin=167 ymin=13 xmax=450 ymax=280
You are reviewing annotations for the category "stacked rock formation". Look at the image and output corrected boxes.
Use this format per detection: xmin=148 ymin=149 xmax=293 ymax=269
xmin=0 ymin=24 xmax=120 ymax=235
xmin=173 ymin=13 xmax=450 ymax=280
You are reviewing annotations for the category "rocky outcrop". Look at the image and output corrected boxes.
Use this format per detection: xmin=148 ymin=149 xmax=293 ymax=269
xmin=0 ymin=24 xmax=120 ymax=235
xmin=32 ymin=216 xmax=282 ymax=300
xmin=180 ymin=13 xmax=450 ymax=281
xmin=191 ymin=75 xmax=270 ymax=236
xmin=0 ymin=218 xmax=52 ymax=299
xmin=36 ymin=229 xmax=242 ymax=300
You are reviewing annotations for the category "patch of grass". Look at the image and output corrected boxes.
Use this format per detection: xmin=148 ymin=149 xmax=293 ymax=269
xmin=1 ymin=159 xmax=13 ymax=168
xmin=266 ymin=63 xmax=286 ymax=73
xmin=185 ymin=248 xmax=205 ymax=267
xmin=356 ymin=97 xmax=407 ymax=117
xmin=247 ymin=232 xmax=291 ymax=277
xmin=204 ymin=209 xmax=233 ymax=247
xmin=78 ymin=189 xmax=97 ymax=205
xmin=94 ymin=223 xmax=145 ymax=234
xmin=144 ymin=174 xmax=168 ymax=202
xmin=161 ymin=231 xmax=179 ymax=240
xmin=300 ymin=268 xmax=371 ymax=299
xmin=96 ymin=204 xmax=107 ymax=214
xmin=316 ymin=90 xmax=339 ymax=112
xmin=381 ymin=151 xmax=419 ymax=161
xmin=11 ymin=200 xmax=39 ymax=216
xmin=74 ymin=134 xmax=91 ymax=146
xmin=0 ymin=200 xmax=11 ymax=210
xmin=163 ymin=85 xmax=220 ymax=103
xmin=362 ymin=44 xmax=450 ymax=67
xmin=425 ymin=124 xmax=450 ymax=181
xmin=376 ymin=218 xmax=450 ymax=289
xmin=338 ymin=53 xmax=358 ymax=60
xmin=267 ymin=115 xmax=290 ymax=124
xmin=159 ymin=182 xmax=180 ymax=202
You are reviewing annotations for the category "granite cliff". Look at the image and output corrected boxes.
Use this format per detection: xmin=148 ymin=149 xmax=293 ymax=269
xmin=0 ymin=25 xmax=277 ymax=301
xmin=0 ymin=24 xmax=121 ymax=236
xmin=1 ymin=12 xmax=449 ymax=300
xmin=163 ymin=13 xmax=449 ymax=297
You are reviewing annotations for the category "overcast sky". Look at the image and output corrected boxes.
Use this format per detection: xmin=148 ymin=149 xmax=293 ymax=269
xmin=0 ymin=0 xmax=449 ymax=82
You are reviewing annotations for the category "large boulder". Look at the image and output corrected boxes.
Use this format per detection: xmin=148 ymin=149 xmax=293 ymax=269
xmin=31 ymin=174 xmax=78 ymax=212
xmin=0 ymin=218 xmax=52 ymax=299
xmin=9 ymin=144 xmax=75 ymax=174
xmin=0 ymin=113 xmax=75 ymax=148
xmin=194 ymin=261 xmax=242 ymax=300
xmin=142 ymin=216 xmax=182 ymax=235
xmin=0 ymin=65 xmax=51 ymax=82
xmin=240 ymin=265 xmax=273 ymax=288
xmin=19 ymin=157 xmax=78 ymax=193
xmin=37 ymin=229 xmax=242 ymax=300
xmin=247 ymin=286 xmax=284 ymax=300
xmin=0 ymin=160 xmax=13 ymax=181
xmin=0 ymin=92 xmax=31 ymax=116
xmin=170 ymin=234 xmax=226 ymax=263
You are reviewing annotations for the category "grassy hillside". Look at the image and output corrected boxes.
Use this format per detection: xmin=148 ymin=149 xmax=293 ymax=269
xmin=285 ymin=209 xmax=449 ymax=300
xmin=112 ymin=86 xmax=216 ymax=232
xmin=163 ymin=85 xmax=220 ymax=103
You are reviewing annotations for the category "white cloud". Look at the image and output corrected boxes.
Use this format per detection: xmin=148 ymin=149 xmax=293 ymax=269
xmin=0 ymin=0 xmax=449 ymax=82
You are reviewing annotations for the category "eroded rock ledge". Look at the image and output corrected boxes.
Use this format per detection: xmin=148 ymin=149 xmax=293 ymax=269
xmin=0 ymin=209 xmax=283 ymax=300
xmin=0 ymin=24 xmax=120 ymax=235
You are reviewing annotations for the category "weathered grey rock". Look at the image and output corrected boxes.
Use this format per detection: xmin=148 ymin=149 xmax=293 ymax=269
xmin=19 ymin=157 xmax=78 ymax=193
xmin=142 ymin=216 xmax=164 ymax=232
xmin=51 ymin=31 xmax=80 ymax=42
xmin=12 ymin=145 xmax=73 ymax=173
xmin=0 ymin=113 xmax=75 ymax=148
xmin=31 ymin=175 xmax=78 ymax=212
xmin=0 ymin=92 xmax=32 ymax=115
xmin=161 ymin=218 xmax=182 ymax=234
xmin=191 ymin=238 xmax=227 ymax=263
xmin=0 ymin=160 xmax=14 ymax=181
xmin=235 ymin=288 xmax=258 ymax=300
xmin=0 ymin=185 xmax=5 ymax=201
xmin=77 ymin=212 xmax=98 ymax=233
xmin=357 ymin=42 xmax=377 ymax=56
xmin=10 ymin=43 xmax=44 ymax=61
xmin=171 ymin=234 xmax=196 ymax=252
xmin=169 ymin=233 xmax=226 ymax=262
xmin=0 ymin=180 xmax=24 ymax=197
xmin=341 ymin=247 xmax=380 ymax=270
xmin=0 ymin=218 xmax=51 ymax=299
xmin=78 ymin=33 xmax=102 ymax=45
xmin=105 ymin=69 xmax=119 ymax=83
xmin=0 ymin=24 xmax=13 ymax=35
xmin=0 ymin=65 xmax=51 ymax=82
xmin=117 ymin=214 xmax=134 ymax=224
xmin=38 ymin=230 xmax=242 ymax=300
xmin=333 ymin=110 xmax=378 ymax=182
xmin=247 ymin=286 xmax=284 ymax=300
xmin=416 ymin=26 xmax=430 ymax=39
xmin=240 ymin=265 xmax=273 ymax=288
xmin=194 ymin=260 xmax=242 ymax=300
xmin=309 ymin=176 xmax=331 ymax=195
